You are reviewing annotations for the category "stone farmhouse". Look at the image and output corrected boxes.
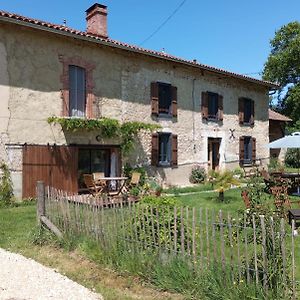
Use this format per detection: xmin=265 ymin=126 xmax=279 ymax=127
xmin=0 ymin=3 xmax=277 ymax=198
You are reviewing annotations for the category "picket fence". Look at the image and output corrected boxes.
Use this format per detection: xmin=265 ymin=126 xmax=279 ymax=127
xmin=36 ymin=182 xmax=298 ymax=299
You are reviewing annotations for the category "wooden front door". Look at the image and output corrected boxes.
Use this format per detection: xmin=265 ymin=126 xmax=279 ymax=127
xmin=208 ymin=138 xmax=221 ymax=170
xmin=22 ymin=145 xmax=78 ymax=198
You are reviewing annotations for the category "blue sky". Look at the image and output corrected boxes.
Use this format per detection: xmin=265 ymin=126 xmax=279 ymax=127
xmin=1 ymin=0 xmax=299 ymax=79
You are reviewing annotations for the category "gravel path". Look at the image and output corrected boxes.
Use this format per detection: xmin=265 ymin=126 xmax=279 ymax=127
xmin=0 ymin=248 xmax=103 ymax=300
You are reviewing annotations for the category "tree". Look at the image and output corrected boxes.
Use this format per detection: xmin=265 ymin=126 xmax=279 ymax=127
xmin=263 ymin=21 xmax=300 ymax=122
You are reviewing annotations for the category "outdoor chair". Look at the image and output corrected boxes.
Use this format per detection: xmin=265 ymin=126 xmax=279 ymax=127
xmin=122 ymin=172 xmax=141 ymax=194
xmin=242 ymin=167 xmax=258 ymax=179
xmin=83 ymin=174 xmax=104 ymax=197
xmin=241 ymin=190 xmax=251 ymax=209
xmin=270 ymin=186 xmax=300 ymax=210
xmin=241 ymin=190 xmax=261 ymax=209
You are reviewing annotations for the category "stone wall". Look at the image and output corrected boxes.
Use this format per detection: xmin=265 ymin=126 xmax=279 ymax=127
xmin=0 ymin=22 xmax=270 ymax=193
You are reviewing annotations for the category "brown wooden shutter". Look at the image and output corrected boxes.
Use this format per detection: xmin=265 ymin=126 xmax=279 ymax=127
xmin=171 ymin=134 xmax=178 ymax=167
xmin=151 ymin=133 xmax=159 ymax=166
xmin=250 ymin=100 xmax=255 ymax=125
xmin=239 ymin=136 xmax=245 ymax=166
xmin=201 ymin=92 xmax=208 ymax=119
xmin=252 ymin=137 xmax=256 ymax=164
xmin=238 ymin=98 xmax=244 ymax=124
xmin=151 ymin=82 xmax=159 ymax=116
xmin=218 ymin=94 xmax=223 ymax=121
xmin=62 ymin=90 xmax=69 ymax=116
xmin=171 ymin=86 xmax=178 ymax=117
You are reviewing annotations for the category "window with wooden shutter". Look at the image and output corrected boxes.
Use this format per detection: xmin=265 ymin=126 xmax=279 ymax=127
xmin=171 ymin=134 xmax=178 ymax=167
xmin=252 ymin=137 xmax=256 ymax=163
xmin=239 ymin=136 xmax=245 ymax=166
xmin=218 ymin=94 xmax=223 ymax=121
xmin=171 ymin=86 xmax=178 ymax=117
xmin=151 ymin=82 xmax=159 ymax=116
xmin=238 ymin=98 xmax=244 ymax=124
xmin=201 ymin=92 xmax=208 ymax=120
xmin=151 ymin=133 xmax=159 ymax=166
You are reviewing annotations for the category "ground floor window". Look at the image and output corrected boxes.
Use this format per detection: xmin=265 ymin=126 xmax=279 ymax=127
xmin=78 ymin=148 xmax=110 ymax=189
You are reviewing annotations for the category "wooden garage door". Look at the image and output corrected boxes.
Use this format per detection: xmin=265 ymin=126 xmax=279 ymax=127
xmin=22 ymin=145 xmax=78 ymax=198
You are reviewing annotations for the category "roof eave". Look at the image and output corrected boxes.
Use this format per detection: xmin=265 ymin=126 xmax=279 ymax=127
xmin=0 ymin=14 xmax=278 ymax=89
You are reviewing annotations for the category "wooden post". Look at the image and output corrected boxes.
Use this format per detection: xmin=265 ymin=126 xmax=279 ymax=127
xmin=37 ymin=181 xmax=45 ymax=225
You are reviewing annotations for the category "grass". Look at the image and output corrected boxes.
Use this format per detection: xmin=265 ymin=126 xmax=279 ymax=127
xmin=0 ymin=204 xmax=183 ymax=300
xmin=175 ymin=187 xmax=245 ymax=213
xmin=163 ymin=183 xmax=213 ymax=195
xmin=1 ymin=186 xmax=299 ymax=299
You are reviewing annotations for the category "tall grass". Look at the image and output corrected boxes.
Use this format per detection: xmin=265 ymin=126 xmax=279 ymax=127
xmin=51 ymin=232 xmax=287 ymax=300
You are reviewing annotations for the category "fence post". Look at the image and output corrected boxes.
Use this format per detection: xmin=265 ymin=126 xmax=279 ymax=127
xmin=37 ymin=181 xmax=45 ymax=225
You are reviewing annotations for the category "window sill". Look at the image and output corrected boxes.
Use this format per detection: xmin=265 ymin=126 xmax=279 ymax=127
xmin=158 ymin=162 xmax=171 ymax=168
xmin=207 ymin=117 xmax=219 ymax=122
xmin=158 ymin=113 xmax=172 ymax=119
xmin=240 ymin=122 xmax=254 ymax=126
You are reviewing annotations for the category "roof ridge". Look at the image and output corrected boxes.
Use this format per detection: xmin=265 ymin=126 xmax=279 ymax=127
xmin=0 ymin=9 xmax=278 ymax=88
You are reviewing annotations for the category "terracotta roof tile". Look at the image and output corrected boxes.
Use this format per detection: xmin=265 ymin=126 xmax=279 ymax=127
xmin=269 ymin=109 xmax=292 ymax=122
xmin=0 ymin=9 xmax=278 ymax=89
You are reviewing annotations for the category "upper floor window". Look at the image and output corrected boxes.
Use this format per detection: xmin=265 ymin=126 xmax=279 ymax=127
xmin=151 ymin=132 xmax=178 ymax=167
xmin=151 ymin=82 xmax=177 ymax=118
xmin=59 ymin=55 xmax=95 ymax=118
xmin=239 ymin=136 xmax=256 ymax=166
xmin=69 ymin=65 xmax=86 ymax=117
xmin=201 ymin=91 xmax=223 ymax=122
xmin=239 ymin=98 xmax=254 ymax=125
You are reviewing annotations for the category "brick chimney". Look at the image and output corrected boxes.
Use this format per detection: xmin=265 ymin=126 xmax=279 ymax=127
xmin=86 ymin=3 xmax=108 ymax=38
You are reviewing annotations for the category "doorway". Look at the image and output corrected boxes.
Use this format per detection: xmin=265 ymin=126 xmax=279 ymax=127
xmin=208 ymin=138 xmax=221 ymax=170
xmin=78 ymin=148 xmax=110 ymax=190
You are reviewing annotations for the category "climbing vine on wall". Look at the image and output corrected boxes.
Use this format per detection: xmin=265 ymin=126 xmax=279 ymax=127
xmin=0 ymin=162 xmax=13 ymax=206
xmin=47 ymin=117 xmax=160 ymax=154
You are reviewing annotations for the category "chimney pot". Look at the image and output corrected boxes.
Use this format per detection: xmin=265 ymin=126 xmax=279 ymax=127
xmin=86 ymin=3 xmax=108 ymax=38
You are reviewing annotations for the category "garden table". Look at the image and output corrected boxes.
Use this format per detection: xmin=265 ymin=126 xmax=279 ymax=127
xmin=95 ymin=177 xmax=128 ymax=196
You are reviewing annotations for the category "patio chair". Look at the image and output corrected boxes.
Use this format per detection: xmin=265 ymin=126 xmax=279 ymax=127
xmin=122 ymin=172 xmax=141 ymax=194
xmin=241 ymin=190 xmax=261 ymax=209
xmin=241 ymin=190 xmax=251 ymax=209
xmin=83 ymin=174 xmax=104 ymax=197
xmin=270 ymin=186 xmax=300 ymax=210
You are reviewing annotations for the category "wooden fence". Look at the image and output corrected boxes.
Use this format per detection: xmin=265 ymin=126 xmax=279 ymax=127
xmin=37 ymin=182 xmax=298 ymax=299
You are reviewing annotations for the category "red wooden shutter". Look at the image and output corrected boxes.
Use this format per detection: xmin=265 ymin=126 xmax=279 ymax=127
xmin=238 ymin=98 xmax=244 ymax=124
xmin=171 ymin=134 xmax=178 ymax=167
xmin=250 ymin=100 xmax=255 ymax=125
xmin=171 ymin=86 xmax=178 ymax=117
xmin=151 ymin=133 xmax=159 ymax=166
xmin=62 ymin=90 xmax=69 ymax=117
xmin=201 ymin=92 xmax=208 ymax=119
xmin=252 ymin=137 xmax=256 ymax=164
xmin=22 ymin=145 xmax=78 ymax=198
xmin=239 ymin=136 xmax=245 ymax=166
xmin=151 ymin=82 xmax=159 ymax=116
xmin=218 ymin=94 xmax=224 ymax=121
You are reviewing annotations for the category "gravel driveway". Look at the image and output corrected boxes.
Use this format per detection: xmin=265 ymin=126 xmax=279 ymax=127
xmin=0 ymin=248 xmax=103 ymax=300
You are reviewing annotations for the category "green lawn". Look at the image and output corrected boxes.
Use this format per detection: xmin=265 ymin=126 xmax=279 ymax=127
xmin=0 ymin=204 xmax=182 ymax=300
xmin=175 ymin=188 xmax=245 ymax=213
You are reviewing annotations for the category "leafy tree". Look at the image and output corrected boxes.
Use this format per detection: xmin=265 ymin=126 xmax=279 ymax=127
xmin=263 ymin=21 xmax=300 ymax=121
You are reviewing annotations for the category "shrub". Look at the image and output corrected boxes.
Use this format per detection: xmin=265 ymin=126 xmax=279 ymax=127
xmin=189 ymin=166 xmax=207 ymax=184
xmin=128 ymin=196 xmax=192 ymax=251
xmin=0 ymin=162 xmax=13 ymax=207
xmin=285 ymin=148 xmax=300 ymax=168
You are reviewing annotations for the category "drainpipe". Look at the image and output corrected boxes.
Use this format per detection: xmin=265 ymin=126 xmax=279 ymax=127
xmin=192 ymin=78 xmax=196 ymax=154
